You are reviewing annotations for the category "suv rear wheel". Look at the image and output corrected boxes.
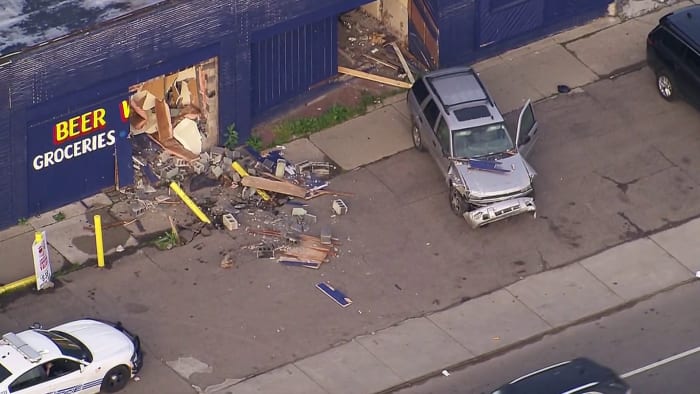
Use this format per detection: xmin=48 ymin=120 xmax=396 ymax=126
xmin=656 ymin=70 xmax=676 ymax=101
xmin=412 ymin=121 xmax=425 ymax=152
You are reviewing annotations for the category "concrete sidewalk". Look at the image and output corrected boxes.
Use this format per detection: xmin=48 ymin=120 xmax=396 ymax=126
xmin=227 ymin=221 xmax=698 ymax=394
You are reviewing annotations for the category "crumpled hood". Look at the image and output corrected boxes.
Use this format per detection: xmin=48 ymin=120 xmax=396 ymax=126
xmin=51 ymin=319 xmax=134 ymax=361
xmin=454 ymin=154 xmax=533 ymax=197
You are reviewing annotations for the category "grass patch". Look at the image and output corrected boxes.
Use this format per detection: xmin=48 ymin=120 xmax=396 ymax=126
xmin=270 ymin=91 xmax=389 ymax=147
xmin=153 ymin=230 xmax=179 ymax=250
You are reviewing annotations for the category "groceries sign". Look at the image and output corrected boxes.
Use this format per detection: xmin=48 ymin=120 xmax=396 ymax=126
xmin=32 ymin=100 xmax=131 ymax=171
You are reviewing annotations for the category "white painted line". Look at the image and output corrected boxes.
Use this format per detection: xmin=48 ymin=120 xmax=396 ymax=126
xmin=621 ymin=345 xmax=700 ymax=378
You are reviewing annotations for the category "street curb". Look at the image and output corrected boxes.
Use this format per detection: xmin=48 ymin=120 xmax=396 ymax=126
xmin=0 ymin=275 xmax=36 ymax=296
xmin=374 ymin=278 xmax=698 ymax=394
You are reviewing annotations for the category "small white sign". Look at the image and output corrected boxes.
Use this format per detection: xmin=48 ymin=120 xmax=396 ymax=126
xmin=32 ymin=232 xmax=52 ymax=291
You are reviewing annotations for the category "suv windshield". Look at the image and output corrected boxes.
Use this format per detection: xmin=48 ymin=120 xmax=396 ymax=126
xmin=37 ymin=331 xmax=93 ymax=362
xmin=453 ymin=123 xmax=514 ymax=159
xmin=0 ymin=362 xmax=11 ymax=383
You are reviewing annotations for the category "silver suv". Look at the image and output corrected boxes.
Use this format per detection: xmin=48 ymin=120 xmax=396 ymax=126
xmin=407 ymin=66 xmax=539 ymax=228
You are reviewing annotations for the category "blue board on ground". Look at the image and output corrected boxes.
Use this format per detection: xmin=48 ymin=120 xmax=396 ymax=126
xmin=316 ymin=282 xmax=352 ymax=307
xmin=279 ymin=260 xmax=320 ymax=269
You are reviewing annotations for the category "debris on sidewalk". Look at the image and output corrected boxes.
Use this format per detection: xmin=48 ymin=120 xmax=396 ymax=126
xmin=112 ymin=138 xmax=354 ymax=268
xmin=220 ymin=253 xmax=234 ymax=269
xmin=316 ymin=282 xmax=353 ymax=307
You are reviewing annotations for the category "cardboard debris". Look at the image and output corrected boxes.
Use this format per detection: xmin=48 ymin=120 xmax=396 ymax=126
xmin=172 ymin=118 xmax=202 ymax=155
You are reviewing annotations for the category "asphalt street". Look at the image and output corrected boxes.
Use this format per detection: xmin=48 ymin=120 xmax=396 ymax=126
xmin=2 ymin=65 xmax=700 ymax=391
xmin=396 ymin=281 xmax=700 ymax=394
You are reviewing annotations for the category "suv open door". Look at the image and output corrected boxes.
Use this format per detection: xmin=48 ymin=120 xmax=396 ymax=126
xmin=515 ymin=99 xmax=538 ymax=157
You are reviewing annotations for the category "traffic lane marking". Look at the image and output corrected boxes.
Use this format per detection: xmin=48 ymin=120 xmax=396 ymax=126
xmin=621 ymin=344 xmax=700 ymax=379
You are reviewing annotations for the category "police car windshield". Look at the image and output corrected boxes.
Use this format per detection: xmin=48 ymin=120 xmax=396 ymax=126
xmin=38 ymin=331 xmax=93 ymax=362
xmin=0 ymin=362 xmax=10 ymax=383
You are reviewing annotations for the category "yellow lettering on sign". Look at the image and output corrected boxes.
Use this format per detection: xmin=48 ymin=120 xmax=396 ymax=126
xmin=119 ymin=100 xmax=130 ymax=123
xmin=53 ymin=108 xmax=107 ymax=145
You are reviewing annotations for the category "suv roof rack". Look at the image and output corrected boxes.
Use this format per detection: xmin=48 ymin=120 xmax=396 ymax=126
xmin=425 ymin=69 xmax=495 ymax=113
xmin=2 ymin=333 xmax=42 ymax=363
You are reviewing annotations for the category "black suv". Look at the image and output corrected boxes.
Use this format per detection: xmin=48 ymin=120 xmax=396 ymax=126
xmin=646 ymin=5 xmax=700 ymax=103
xmin=492 ymin=358 xmax=631 ymax=394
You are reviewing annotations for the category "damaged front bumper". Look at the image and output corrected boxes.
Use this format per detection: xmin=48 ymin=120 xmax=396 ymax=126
xmin=463 ymin=197 xmax=536 ymax=228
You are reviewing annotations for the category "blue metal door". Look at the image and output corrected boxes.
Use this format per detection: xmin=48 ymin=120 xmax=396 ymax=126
xmin=250 ymin=15 xmax=338 ymax=117
xmin=26 ymin=96 xmax=133 ymax=215
xmin=477 ymin=0 xmax=545 ymax=49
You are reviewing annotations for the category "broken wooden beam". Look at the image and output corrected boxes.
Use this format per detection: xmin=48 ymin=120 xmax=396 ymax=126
xmin=390 ymin=42 xmax=416 ymax=84
xmin=241 ymin=176 xmax=308 ymax=198
xmin=337 ymin=66 xmax=412 ymax=89
xmin=362 ymin=54 xmax=400 ymax=70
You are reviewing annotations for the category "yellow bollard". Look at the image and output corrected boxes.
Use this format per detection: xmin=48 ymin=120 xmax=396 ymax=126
xmin=231 ymin=161 xmax=271 ymax=201
xmin=94 ymin=215 xmax=105 ymax=268
xmin=169 ymin=182 xmax=211 ymax=224
xmin=0 ymin=275 xmax=36 ymax=295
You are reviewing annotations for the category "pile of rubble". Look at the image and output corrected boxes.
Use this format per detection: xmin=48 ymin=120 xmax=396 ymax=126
xmin=120 ymin=142 xmax=352 ymax=270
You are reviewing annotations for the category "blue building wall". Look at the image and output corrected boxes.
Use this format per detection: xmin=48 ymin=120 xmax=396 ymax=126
xmin=435 ymin=0 xmax=611 ymax=67
xmin=0 ymin=0 xmax=370 ymax=228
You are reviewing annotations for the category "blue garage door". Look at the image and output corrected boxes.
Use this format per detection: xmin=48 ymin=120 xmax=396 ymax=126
xmin=251 ymin=15 xmax=338 ymax=117
xmin=27 ymin=96 xmax=133 ymax=215
xmin=478 ymin=0 xmax=545 ymax=49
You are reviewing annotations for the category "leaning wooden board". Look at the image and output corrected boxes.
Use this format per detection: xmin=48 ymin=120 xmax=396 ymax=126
xmin=241 ymin=176 xmax=308 ymax=198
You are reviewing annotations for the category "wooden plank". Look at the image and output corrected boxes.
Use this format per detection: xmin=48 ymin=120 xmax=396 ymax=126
xmin=390 ymin=42 xmax=416 ymax=84
xmin=337 ymin=66 xmax=412 ymax=89
xmin=154 ymin=99 xmax=173 ymax=141
xmin=241 ymin=176 xmax=308 ymax=198
xmin=283 ymin=246 xmax=328 ymax=262
xmin=361 ymin=54 xmax=399 ymax=70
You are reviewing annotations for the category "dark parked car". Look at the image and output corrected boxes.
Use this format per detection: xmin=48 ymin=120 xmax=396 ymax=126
xmin=492 ymin=357 xmax=631 ymax=394
xmin=646 ymin=4 xmax=700 ymax=104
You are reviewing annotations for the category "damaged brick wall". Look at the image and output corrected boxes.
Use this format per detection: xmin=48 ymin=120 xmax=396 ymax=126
xmin=0 ymin=0 xmax=373 ymax=228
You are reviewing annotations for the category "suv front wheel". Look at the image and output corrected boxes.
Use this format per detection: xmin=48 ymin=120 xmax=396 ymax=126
xmin=656 ymin=70 xmax=676 ymax=101
xmin=449 ymin=184 xmax=468 ymax=216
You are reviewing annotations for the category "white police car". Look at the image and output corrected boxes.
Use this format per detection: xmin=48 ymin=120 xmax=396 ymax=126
xmin=0 ymin=319 xmax=142 ymax=393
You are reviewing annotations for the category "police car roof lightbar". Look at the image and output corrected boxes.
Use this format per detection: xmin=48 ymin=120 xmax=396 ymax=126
xmin=2 ymin=333 xmax=42 ymax=363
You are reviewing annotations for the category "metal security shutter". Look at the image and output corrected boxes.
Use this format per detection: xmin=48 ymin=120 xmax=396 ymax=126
xmin=250 ymin=15 xmax=338 ymax=117
xmin=477 ymin=0 xmax=545 ymax=49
